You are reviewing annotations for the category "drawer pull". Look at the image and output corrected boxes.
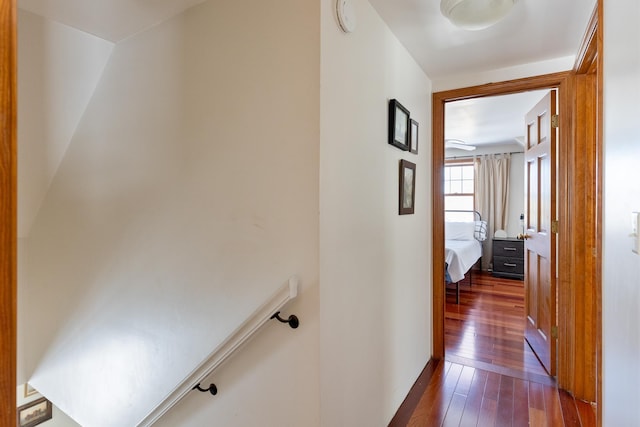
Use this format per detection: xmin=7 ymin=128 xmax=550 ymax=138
xmin=504 ymin=247 xmax=517 ymax=251
xmin=503 ymin=263 xmax=517 ymax=267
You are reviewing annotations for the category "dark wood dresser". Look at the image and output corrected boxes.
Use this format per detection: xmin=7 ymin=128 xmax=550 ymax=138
xmin=492 ymin=238 xmax=524 ymax=280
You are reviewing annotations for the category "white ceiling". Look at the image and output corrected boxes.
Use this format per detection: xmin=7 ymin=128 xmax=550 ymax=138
xmin=18 ymin=0 xmax=207 ymax=42
xmin=368 ymin=0 xmax=596 ymax=80
xmin=445 ymin=89 xmax=549 ymax=154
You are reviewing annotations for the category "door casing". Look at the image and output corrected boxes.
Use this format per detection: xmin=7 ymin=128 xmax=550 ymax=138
xmin=432 ymin=63 xmax=601 ymax=409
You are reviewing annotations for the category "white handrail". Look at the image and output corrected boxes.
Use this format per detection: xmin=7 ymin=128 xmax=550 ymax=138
xmin=138 ymin=276 xmax=299 ymax=426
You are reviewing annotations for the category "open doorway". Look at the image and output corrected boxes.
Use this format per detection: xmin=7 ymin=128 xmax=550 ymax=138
xmin=442 ymin=89 xmax=557 ymax=379
xmin=431 ymin=51 xmax=602 ymax=417
xmin=431 ymin=71 xmax=575 ymax=378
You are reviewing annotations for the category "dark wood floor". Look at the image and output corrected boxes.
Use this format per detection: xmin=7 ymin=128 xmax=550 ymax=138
xmin=445 ymin=271 xmax=548 ymax=379
xmin=389 ymin=272 xmax=596 ymax=426
xmin=393 ymin=359 xmax=596 ymax=427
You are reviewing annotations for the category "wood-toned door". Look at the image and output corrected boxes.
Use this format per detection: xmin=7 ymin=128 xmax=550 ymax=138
xmin=524 ymin=91 xmax=557 ymax=376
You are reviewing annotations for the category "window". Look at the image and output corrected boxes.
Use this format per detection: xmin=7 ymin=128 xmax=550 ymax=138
xmin=445 ymin=161 xmax=474 ymax=221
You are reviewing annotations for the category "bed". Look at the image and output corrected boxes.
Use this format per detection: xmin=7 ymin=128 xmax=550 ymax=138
xmin=445 ymin=210 xmax=487 ymax=303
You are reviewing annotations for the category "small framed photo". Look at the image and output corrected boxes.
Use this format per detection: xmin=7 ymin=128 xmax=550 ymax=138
xmin=17 ymin=397 xmax=52 ymax=427
xmin=23 ymin=383 xmax=38 ymax=398
xmin=399 ymin=159 xmax=416 ymax=215
xmin=388 ymin=99 xmax=410 ymax=151
xmin=409 ymin=119 xmax=419 ymax=154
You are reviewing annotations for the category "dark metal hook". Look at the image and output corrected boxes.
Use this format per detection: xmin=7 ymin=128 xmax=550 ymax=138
xmin=192 ymin=383 xmax=217 ymax=395
xmin=270 ymin=311 xmax=299 ymax=329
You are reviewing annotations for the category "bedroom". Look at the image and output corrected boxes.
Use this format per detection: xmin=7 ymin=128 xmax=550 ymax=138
xmin=443 ymin=89 xmax=553 ymax=377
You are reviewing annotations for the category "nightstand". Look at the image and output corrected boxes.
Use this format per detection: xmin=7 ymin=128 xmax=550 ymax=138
xmin=492 ymin=238 xmax=524 ymax=280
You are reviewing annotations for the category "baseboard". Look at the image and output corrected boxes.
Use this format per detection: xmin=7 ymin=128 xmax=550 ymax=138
xmin=387 ymin=357 xmax=440 ymax=427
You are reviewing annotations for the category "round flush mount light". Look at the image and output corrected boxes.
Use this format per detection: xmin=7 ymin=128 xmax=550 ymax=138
xmin=440 ymin=0 xmax=517 ymax=31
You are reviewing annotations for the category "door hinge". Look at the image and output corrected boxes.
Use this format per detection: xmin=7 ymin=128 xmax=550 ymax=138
xmin=551 ymin=220 xmax=559 ymax=234
xmin=551 ymin=325 xmax=558 ymax=339
xmin=551 ymin=114 xmax=559 ymax=128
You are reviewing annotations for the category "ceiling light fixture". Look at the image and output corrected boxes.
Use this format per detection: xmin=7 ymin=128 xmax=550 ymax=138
xmin=440 ymin=0 xmax=517 ymax=31
xmin=445 ymin=139 xmax=477 ymax=151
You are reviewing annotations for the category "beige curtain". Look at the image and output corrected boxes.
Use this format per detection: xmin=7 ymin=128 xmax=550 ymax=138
xmin=475 ymin=154 xmax=510 ymax=270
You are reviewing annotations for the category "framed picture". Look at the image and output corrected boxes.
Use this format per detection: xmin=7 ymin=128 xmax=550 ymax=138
xmin=23 ymin=383 xmax=38 ymax=398
xmin=388 ymin=99 xmax=410 ymax=151
xmin=399 ymin=159 xmax=416 ymax=215
xmin=17 ymin=397 xmax=52 ymax=427
xmin=409 ymin=119 xmax=419 ymax=154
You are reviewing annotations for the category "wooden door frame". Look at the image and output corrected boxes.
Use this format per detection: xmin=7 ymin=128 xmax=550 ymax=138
xmin=570 ymin=2 xmax=602 ymax=420
xmin=432 ymin=58 xmax=602 ymax=412
xmin=432 ymin=70 xmax=573 ymax=363
xmin=0 ymin=0 xmax=17 ymax=425
xmin=432 ymin=3 xmax=602 ymax=413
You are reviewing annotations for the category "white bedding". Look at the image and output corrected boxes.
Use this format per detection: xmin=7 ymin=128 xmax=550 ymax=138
xmin=445 ymin=239 xmax=482 ymax=283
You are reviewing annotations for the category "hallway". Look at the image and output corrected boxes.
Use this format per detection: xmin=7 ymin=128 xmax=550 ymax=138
xmin=389 ymin=272 xmax=596 ymax=426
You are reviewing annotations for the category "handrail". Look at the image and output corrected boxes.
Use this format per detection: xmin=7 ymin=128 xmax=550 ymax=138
xmin=138 ymin=276 xmax=299 ymax=426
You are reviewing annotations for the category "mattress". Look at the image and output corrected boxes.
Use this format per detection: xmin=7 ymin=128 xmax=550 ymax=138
xmin=445 ymin=239 xmax=482 ymax=283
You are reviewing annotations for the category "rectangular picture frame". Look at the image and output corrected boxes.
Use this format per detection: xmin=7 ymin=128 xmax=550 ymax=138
xmin=399 ymin=159 xmax=416 ymax=215
xmin=17 ymin=397 xmax=52 ymax=427
xmin=23 ymin=383 xmax=38 ymax=398
xmin=388 ymin=99 xmax=410 ymax=151
xmin=409 ymin=119 xmax=419 ymax=154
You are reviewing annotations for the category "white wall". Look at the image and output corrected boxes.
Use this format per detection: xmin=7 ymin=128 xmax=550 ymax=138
xmin=17 ymin=10 xmax=113 ymax=238
xmin=320 ymin=0 xmax=432 ymax=425
xmin=432 ymin=56 xmax=575 ymax=92
xmin=602 ymin=0 xmax=640 ymax=424
xmin=22 ymin=0 xmax=320 ymax=425
xmin=17 ymin=11 xmax=112 ymax=425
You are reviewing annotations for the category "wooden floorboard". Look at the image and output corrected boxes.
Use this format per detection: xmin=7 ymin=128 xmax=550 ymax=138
xmin=445 ymin=271 xmax=549 ymax=378
xmin=495 ymin=375 xmax=514 ymax=426
xmin=389 ymin=272 xmax=596 ymax=426
xmin=458 ymin=368 xmax=487 ymax=427
xmin=396 ymin=360 xmax=596 ymax=427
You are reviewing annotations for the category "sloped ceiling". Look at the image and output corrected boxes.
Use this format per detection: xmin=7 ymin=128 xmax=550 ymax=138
xmin=17 ymin=10 xmax=113 ymax=238
xmin=18 ymin=0 xmax=207 ymax=42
